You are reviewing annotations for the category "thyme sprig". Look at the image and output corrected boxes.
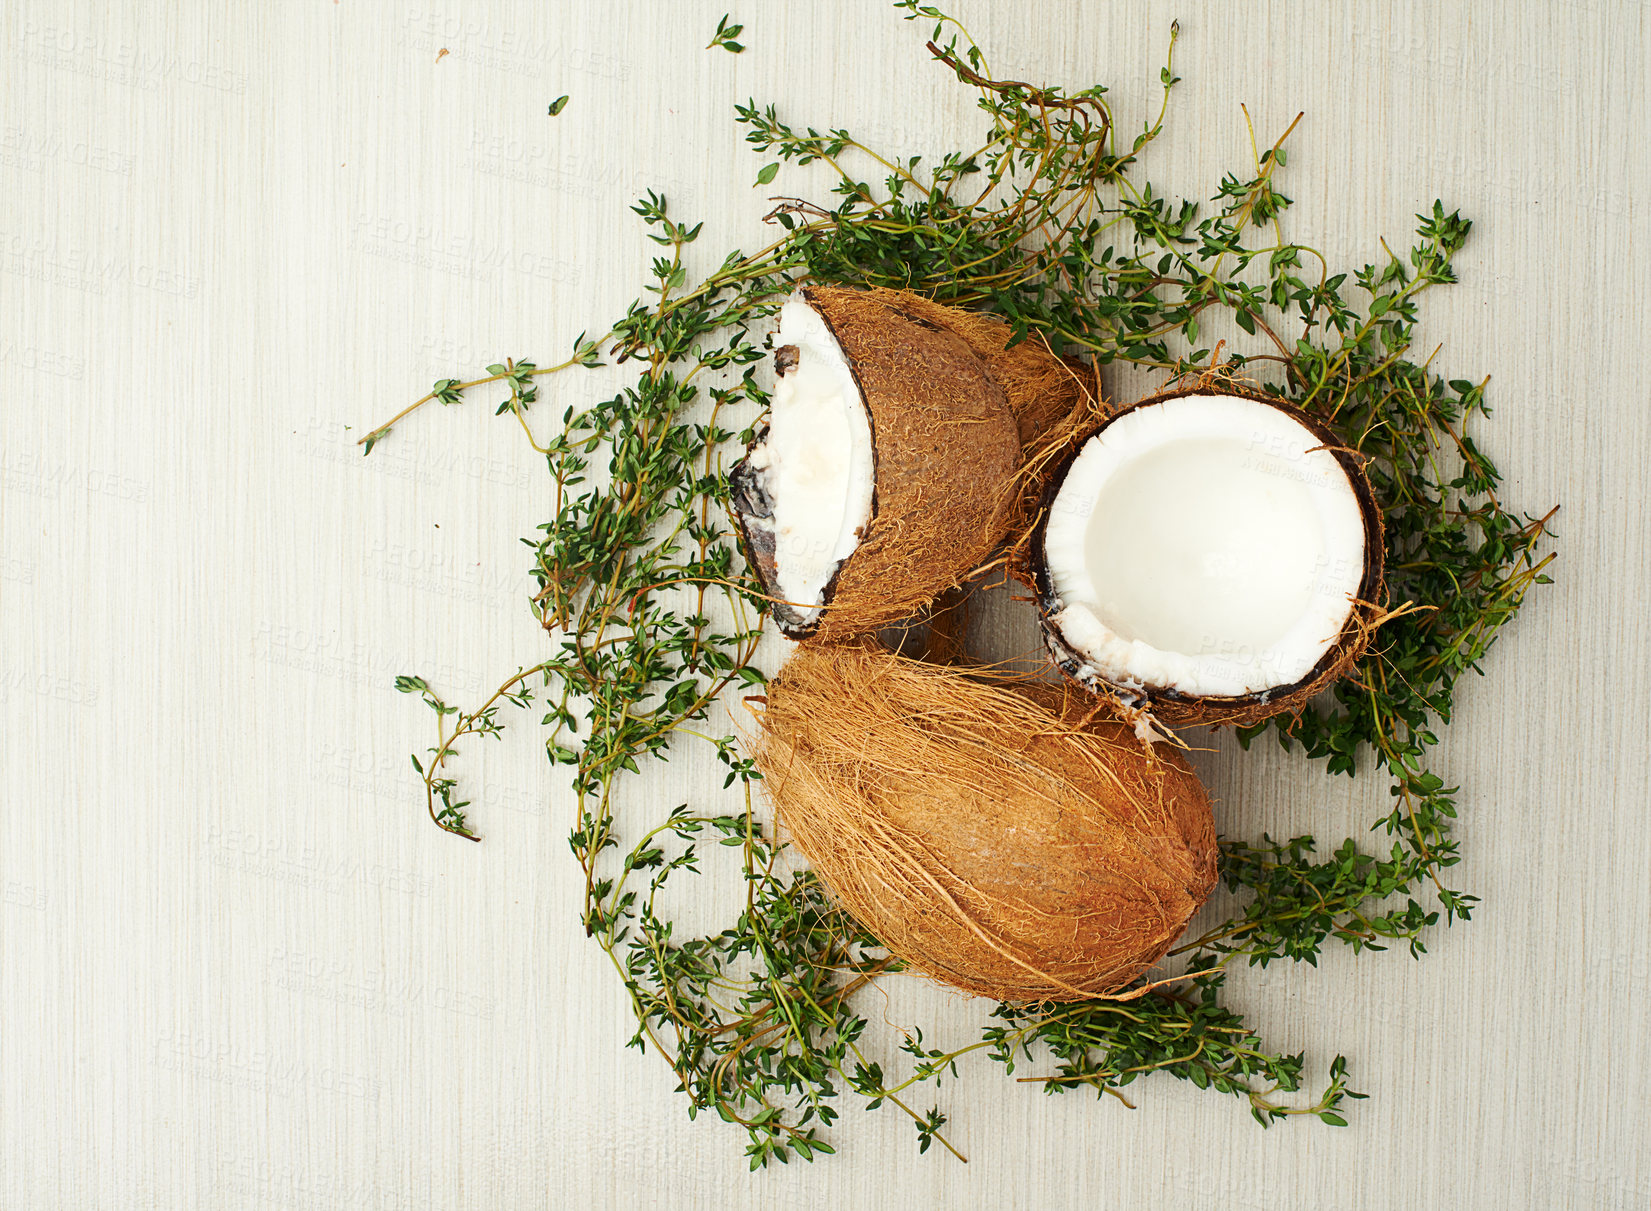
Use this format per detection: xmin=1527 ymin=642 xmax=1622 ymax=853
xmin=708 ymin=14 xmax=746 ymax=55
xmin=363 ymin=7 xmax=1553 ymax=1165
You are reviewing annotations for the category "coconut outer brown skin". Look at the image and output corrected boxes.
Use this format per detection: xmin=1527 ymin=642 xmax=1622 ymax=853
xmin=1019 ymin=379 xmax=1387 ymax=729
xmin=856 ymin=288 xmax=1102 ymax=543
xmin=730 ymin=286 xmax=1023 ymax=641
xmin=854 ymin=288 xmax=1095 ymax=452
xmin=755 ymin=640 xmax=1219 ymax=1004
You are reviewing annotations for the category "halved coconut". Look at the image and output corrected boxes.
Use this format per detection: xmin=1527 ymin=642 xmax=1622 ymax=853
xmin=754 ymin=640 xmax=1217 ymax=1003
xmin=730 ymin=286 xmax=1022 ymax=640
xmin=1028 ymin=383 xmax=1384 ymax=728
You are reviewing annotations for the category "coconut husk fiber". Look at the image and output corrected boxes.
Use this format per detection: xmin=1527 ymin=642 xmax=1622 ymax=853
xmin=754 ymin=641 xmax=1218 ymax=1003
xmin=858 ymin=287 xmax=1098 ymax=452
xmin=861 ymin=288 xmax=1104 ymax=548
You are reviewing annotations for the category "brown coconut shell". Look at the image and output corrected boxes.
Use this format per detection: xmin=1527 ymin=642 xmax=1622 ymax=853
xmin=754 ymin=640 xmax=1218 ymax=1003
xmin=1019 ymin=378 xmax=1387 ymax=729
xmin=730 ymin=286 xmax=1022 ymax=641
xmin=855 ymin=288 xmax=1097 ymax=451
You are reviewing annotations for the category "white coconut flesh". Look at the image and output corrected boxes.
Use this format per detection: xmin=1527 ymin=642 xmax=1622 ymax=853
xmin=1043 ymin=394 xmax=1367 ymax=699
xmin=740 ymin=293 xmax=876 ymax=626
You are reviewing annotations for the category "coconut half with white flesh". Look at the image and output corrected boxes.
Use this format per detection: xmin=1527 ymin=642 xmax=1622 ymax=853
xmin=730 ymin=286 xmax=1022 ymax=640
xmin=1030 ymin=383 xmax=1385 ymax=727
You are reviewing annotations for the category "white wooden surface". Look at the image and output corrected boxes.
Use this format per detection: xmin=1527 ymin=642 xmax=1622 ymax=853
xmin=3 ymin=1 xmax=1648 ymax=1207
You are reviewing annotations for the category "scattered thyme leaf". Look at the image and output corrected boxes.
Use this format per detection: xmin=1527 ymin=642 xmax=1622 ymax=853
xmin=709 ymin=15 xmax=746 ymax=54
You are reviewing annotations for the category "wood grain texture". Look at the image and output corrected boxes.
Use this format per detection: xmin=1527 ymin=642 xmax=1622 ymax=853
xmin=2 ymin=1 xmax=1646 ymax=1207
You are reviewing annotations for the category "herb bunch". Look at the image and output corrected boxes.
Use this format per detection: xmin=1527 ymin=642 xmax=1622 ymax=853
xmin=363 ymin=5 xmax=1553 ymax=1165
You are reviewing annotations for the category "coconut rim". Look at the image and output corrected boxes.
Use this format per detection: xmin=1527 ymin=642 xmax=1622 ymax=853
xmin=1026 ymin=380 xmax=1386 ymax=716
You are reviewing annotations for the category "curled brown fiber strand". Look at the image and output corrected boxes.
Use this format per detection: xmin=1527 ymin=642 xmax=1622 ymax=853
xmin=753 ymin=641 xmax=1218 ymax=1004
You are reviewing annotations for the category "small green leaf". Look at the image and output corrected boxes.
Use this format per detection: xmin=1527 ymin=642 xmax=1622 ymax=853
xmin=708 ymin=14 xmax=745 ymax=52
xmin=548 ymin=95 xmax=569 ymax=116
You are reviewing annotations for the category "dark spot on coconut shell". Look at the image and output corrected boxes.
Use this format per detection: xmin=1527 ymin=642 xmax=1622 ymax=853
xmin=888 ymin=305 xmax=944 ymax=333
xmin=773 ymin=344 xmax=799 ymax=375
xmin=729 ymin=458 xmax=774 ymax=520
xmin=729 ymin=432 xmax=837 ymax=639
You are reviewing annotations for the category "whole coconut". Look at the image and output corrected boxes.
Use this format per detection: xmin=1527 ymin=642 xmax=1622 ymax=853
xmin=754 ymin=641 xmax=1218 ymax=1003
